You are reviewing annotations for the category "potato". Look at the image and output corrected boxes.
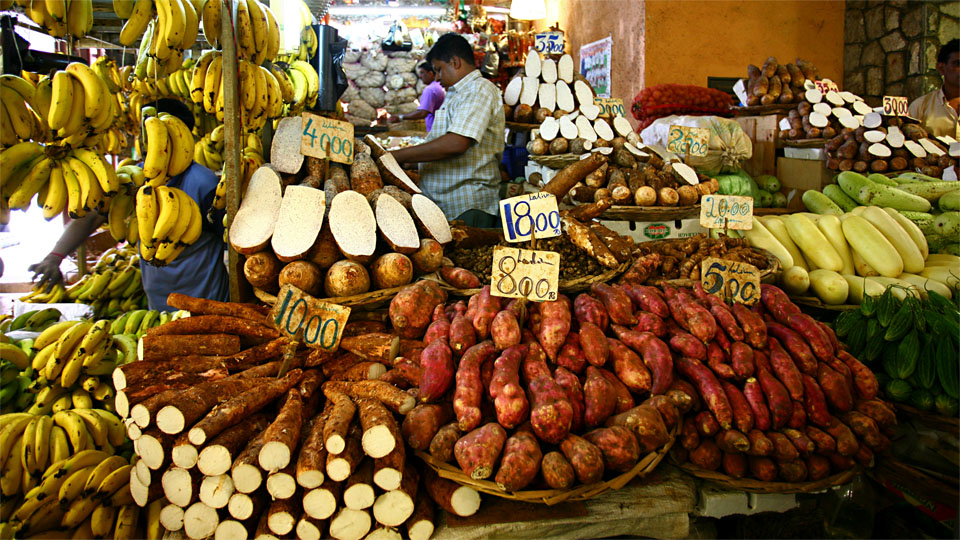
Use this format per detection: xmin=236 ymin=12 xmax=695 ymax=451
xmin=634 ymin=186 xmax=657 ymax=206
xmin=411 ymin=238 xmax=444 ymax=274
xmin=324 ymin=260 xmax=371 ymax=297
xmin=677 ymin=185 xmax=699 ymax=206
xmin=549 ymin=138 xmax=569 ymax=155
xmin=279 ymin=260 xmax=323 ymax=296
xmin=370 ymin=253 xmax=415 ymax=290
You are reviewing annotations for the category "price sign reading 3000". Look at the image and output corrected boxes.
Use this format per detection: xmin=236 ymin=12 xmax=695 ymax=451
xmin=699 ymin=194 xmax=754 ymax=230
xmin=499 ymin=192 xmax=561 ymax=242
xmin=490 ymin=247 xmax=560 ymax=301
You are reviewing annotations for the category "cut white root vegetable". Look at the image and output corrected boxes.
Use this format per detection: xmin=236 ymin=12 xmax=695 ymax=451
xmin=558 ymin=54 xmax=574 ymax=83
xmin=538 ymin=83 xmax=556 ymax=112
xmin=812 ymin=103 xmax=832 ymax=116
xmin=808 ymin=111 xmax=829 ymax=128
xmin=411 ymin=194 xmax=452 ymax=244
xmin=825 ymin=90 xmax=845 ymax=106
xmin=593 ymin=118 xmax=614 ymax=141
xmin=575 ymin=115 xmax=598 ymax=142
xmin=329 ymin=190 xmax=377 ymax=260
xmin=540 ymin=117 xmax=559 ymax=141
xmin=271 ymin=185 xmax=325 ymax=262
xmin=524 ymin=50 xmax=541 ymax=79
xmin=868 ymin=143 xmax=892 ymax=158
xmin=520 ymin=77 xmax=539 ymax=106
xmin=804 ymin=88 xmax=822 ymax=103
xmin=378 ymin=153 xmax=422 ymax=194
xmin=579 ymin=102 xmax=601 ymax=121
xmin=864 ymin=130 xmax=887 ymax=143
xmin=555 ymin=81 xmax=575 ymax=112
xmin=624 ymin=142 xmax=649 ymax=157
xmin=832 ymin=107 xmax=852 ymax=118
xmin=950 ymin=142 xmax=960 ymax=158
xmin=329 ymin=508 xmax=372 ymax=540
xmin=779 ymin=117 xmax=792 ymax=131
xmin=672 ymin=162 xmax=699 ymax=185
xmin=852 ymin=100 xmax=873 ymax=115
xmin=229 ymin=165 xmax=282 ymax=255
xmin=270 ymin=117 xmax=305 ymax=174
xmin=937 ymin=135 xmax=958 ymax=145
xmin=592 ymin=146 xmax=613 ymax=155
xmin=559 ymin=116 xmax=578 ymax=139
xmin=574 ymin=79 xmax=593 ymax=107
xmin=613 ymin=115 xmax=633 ymax=137
xmin=183 ymin=502 xmax=219 ymax=540
xmin=840 ymin=91 xmax=857 ymax=103
xmin=885 ymin=126 xmax=905 ymax=148
xmin=919 ymin=138 xmax=946 ymax=156
xmin=503 ymin=77 xmax=522 ymax=106
xmin=564 ymin=110 xmax=579 ymax=121
xmin=199 ymin=474 xmax=234 ymax=509
xmin=944 ymin=166 xmax=958 ymax=180
xmin=540 ymin=58 xmax=557 ymax=84
xmin=904 ymin=140 xmax=927 ymax=158
xmin=374 ymin=194 xmax=420 ymax=254
xmin=862 ymin=112 xmax=882 ymax=129
xmin=839 ymin=115 xmax=861 ymax=129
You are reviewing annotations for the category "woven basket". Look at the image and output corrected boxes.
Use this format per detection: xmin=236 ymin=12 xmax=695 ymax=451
xmin=790 ymin=296 xmax=860 ymax=312
xmin=432 ymin=259 xmax=632 ymax=297
xmin=529 ymin=153 xmax=580 ymax=169
xmin=252 ymin=285 xmax=405 ymax=308
xmin=651 ymin=247 xmax=782 ymax=288
xmin=895 ymin=402 xmax=960 ymax=435
xmin=415 ymin=423 xmax=677 ymax=505
xmin=599 ymin=205 xmax=701 ymax=222
xmin=677 ymin=463 xmax=857 ymax=494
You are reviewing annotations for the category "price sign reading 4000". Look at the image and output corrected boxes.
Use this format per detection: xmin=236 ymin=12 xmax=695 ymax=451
xmin=300 ymin=112 xmax=354 ymax=165
xmin=490 ymin=247 xmax=560 ymax=301
xmin=700 ymin=194 xmax=754 ymax=230
xmin=499 ymin=192 xmax=561 ymax=243
xmin=701 ymin=257 xmax=760 ymax=305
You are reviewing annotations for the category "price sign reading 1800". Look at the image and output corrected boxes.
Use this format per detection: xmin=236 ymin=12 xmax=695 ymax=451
xmin=666 ymin=125 xmax=709 ymax=157
xmin=490 ymin=247 xmax=560 ymax=302
xmin=882 ymin=96 xmax=908 ymax=116
xmin=499 ymin=192 xmax=561 ymax=243
xmin=301 ymin=112 xmax=354 ymax=165
xmin=701 ymin=257 xmax=760 ymax=305
xmin=700 ymin=194 xmax=754 ymax=230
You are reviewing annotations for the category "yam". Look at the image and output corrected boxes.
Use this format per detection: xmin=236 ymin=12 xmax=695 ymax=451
xmin=370 ymin=253 xmax=414 ymax=290
xmin=230 ymin=166 xmax=282 ymax=255
xmin=324 ymin=260 xmax=371 ymax=297
xmin=519 ymin=77 xmax=539 ymax=107
xmin=371 ymin=192 xmax=419 ymax=254
xmin=244 ymin=251 xmax=282 ymax=291
xmin=349 ymin=154 xmax=383 ymax=196
xmin=308 ymin=224 xmax=341 ymax=270
xmin=573 ymin=79 xmax=594 ymax=108
xmin=549 ymin=138 xmax=570 ymax=155
xmin=279 ymin=261 xmax=323 ymax=296
xmin=411 ymin=195 xmax=452 ymax=244
xmin=555 ymin=81 xmax=575 ymax=112
xmin=538 ymin=83 xmax=556 ymax=112
xmin=411 ymin=239 xmax=444 ymax=274
xmin=524 ymin=51 xmax=541 ymax=79
xmin=504 ymin=77 xmax=522 ymax=106
xmin=329 ymin=190 xmax=378 ymax=261
xmin=271 ymin=117 xmax=306 ymax=174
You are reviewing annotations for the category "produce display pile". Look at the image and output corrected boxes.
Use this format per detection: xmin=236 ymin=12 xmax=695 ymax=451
xmin=744 ymin=57 xmax=821 ymax=106
xmin=802 ymin=170 xmax=960 ymax=256
xmin=834 ymin=288 xmax=959 ymax=417
xmin=341 ymin=47 xmax=426 ymax=126
xmin=630 ymin=85 xmax=733 ymax=132
xmin=503 ymin=51 xmax=591 ymax=124
xmin=623 ymin=235 xmax=772 ymax=284
xmin=446 ymin=234 xmax=607 ymax=284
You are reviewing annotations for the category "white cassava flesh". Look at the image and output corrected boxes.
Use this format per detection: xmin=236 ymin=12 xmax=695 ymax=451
xmin=593 ymin=118 xmax=614 ymax=141
xmin=538 ymin=83 xmax=556 ymax=112
xmin=329 ymin=508 xmax=371 ymax=540
xmin=524 ymin=50 xmax=541 ymax=78
xmin=271 ymin=117 xmax=305 ymax=173
xmin=558 ymin=54 xmax=574 ymax=83
xmin=539 ymin=117 xmax=559 ymax=141
xmin=555 ymin=81 xmax=575 ymax=112
xmin=183 ymin=502 xmax=219 ymax=540
xmin=575 ymin=115 xmax=597 ymax=143
xmin=411 ymin=195 xmax=452 ymax=244
xmin=519 ymin=77 xmax=539 ymax=106
xmin=540 ymin=58 xmax=557 ymax=83
xmin=329 ymin=190 xmax=377 ymax=259
xmin=229 ymin=166 xmax=282 ymax=255
xmin=199 ymin=474 xmax=234 ymax=509
xmin=271 ymin=185 xmax=326 ymax=262
xmin=374 ymin=193 xmax=419 ymax=254
xmin=504 ymin=77 xmax=522 ymax=106
xmin=559 ymin=116 xmax=578 ymax=139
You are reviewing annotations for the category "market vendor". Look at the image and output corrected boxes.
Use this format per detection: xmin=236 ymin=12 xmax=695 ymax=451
xmin=29 ymin=99 xmax=228 ymax=311
xmin=390 ymin=33 xmax=505 ymax=228
xmin=389 ymin=62 xmax=445 ymax=132
xmin=908 ymin=39 xmax=959 ymax=138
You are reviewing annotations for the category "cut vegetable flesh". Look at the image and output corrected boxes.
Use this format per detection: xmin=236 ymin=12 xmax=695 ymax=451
xmin=229 ymin=166 xmax=282 ymax=254
xmin=271 ymin=185 xmax=326 ymax=261
xmin=329 ymin=190 xmax=378 ymax=258
xmin=411 ymin=194 xmax=452 ymax=244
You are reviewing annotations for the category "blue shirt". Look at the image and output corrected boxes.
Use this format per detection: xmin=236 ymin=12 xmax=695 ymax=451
xmin=139 ymin=163 xmax=229 ymax=311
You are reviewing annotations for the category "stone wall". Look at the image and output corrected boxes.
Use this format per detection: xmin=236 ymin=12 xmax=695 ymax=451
xmin=844 ymin=0 xmax=958 ymax=106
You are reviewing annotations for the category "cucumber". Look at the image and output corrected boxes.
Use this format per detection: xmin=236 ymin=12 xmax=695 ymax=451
xmin=868 ymin=173 xmax=899 ymax=187
xmin=895 ymin=181 xmax=960 ymax=202
xmin=884 ymin=378 xmax=913 ymax=402
xmin=936 ymin=337 xmax=959 ymax=398
xmin=908 ymin=388 xmax=935 ymax=410
xmin=839 ymin=171 xmax=933 ymax=212
xmin=876 ymin=288 xmax=900 ymax=327
xmin=823 ymin=184 xmax=859 ymax=212
xmin=934 ymin=394 xmax=958 ymax=417
xmin=833 ymin=310 xmax=863 ymax=338
xmin=802 ymin=190 xmax=843 ymax=215
xmin=860 ymin=292 xmax=878 ymax=317
xmin=756 ymin=174 xmax=781 ymax=193
xmin=895 ymin=329 xmax=920 ymax=378
xmin=884 ymin=301 xmax=916 ymax=341
xmin=939 ymin=189 xmax=960 ymax=212
xmin=916 ymin=333 xmax=937 ymax=390
xmin=933 ymin=211 xmax=960 ymax=238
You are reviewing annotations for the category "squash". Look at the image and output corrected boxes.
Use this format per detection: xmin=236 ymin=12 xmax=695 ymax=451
xmin=808 ymin=269 xmax=849 ymax=305
xmin=841 ymin=215 xmax=904 ymax=278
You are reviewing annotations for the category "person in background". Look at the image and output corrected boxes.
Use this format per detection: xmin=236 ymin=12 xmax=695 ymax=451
xmin=389 ymin=62 xmax=445 ymax=132
xmin=908 ymin=39 xmax=959 ymax=139
xmin=29 ymin=99 xmax=228 ymax=311
xmin=390 ymin=33 xmax=504 ymax=228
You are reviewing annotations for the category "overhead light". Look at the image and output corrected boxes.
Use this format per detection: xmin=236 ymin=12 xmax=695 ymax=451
xmin=509 ymin=0 xmax=545 ymax=20
xmin=327 ymin=5 xmax=448 ymax=16
xmin=484 ymin=6 xmax=510 ymax=13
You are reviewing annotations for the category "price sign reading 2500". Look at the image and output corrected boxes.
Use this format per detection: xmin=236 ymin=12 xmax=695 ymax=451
xmin=490 ymin=247 xmax=560 ymax=302
xmin=666 ymin=125 xmax=709 ymax=157
xmin=499 ymin=192 xmax=561 ymax=243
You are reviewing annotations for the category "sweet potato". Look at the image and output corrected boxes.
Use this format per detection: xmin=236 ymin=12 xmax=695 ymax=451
xmin=490 ymin=310 xmax=521 ymax=351
xmin=817 ymin=363 xmax=853 ymax=413
xmin=583 ymin=366 xmax=617 ymax=428
xmin=840 ymin=412 xmax=882 ymax=449
xmin=731 ymin=303 xmax=767 ymax=349
xmin=472 ymin=286 xmax=502 ymax=340
xmin=411 ymin=238 xmax=444 ymax=274
xmin=428 ymin=423 xmax=460 ymax=462
xmin=681 ymin=417 xmax=700 ymax=450
xmin=749 ymin=456 xmax=777 ymax=481
xmin=689 ymin=439 xmax=722 ymax=471
xmin=633 ymin=312 xmax=667 ymax=337
xmin=716 ymin=429 xmax=750 ymax=454
xmin=707 ymin=341 xmax=736 ymax=380
xmin=528 ymin=376 xmax=574 ymax=444
xmin=489 ymin=345 xmax=529 ymax=429
xmin=720 ymin=381 xmax=754 ymax=433
xmin=743 ymin=377 xmax=771 ymax=431
xmin=540 ymin=451 xmax=575 ymax=489
xmin=423 ymin=306 xmax=450 ymax=345
xmin=788 ymin=401 xmax=806 ymax=429
xmin=606 ymin=338 xmax=651 ymax=393
xmin=756 ymin=367 xmax=792 ymax=429
xmin=777 ymin=459 xmax=807 ymax=482
xmin=696 ymin=410 xmax=721 ymax=437
xmin=782 ymin=428 xmax=815 ymax=457
xmin=784 ymin=312 xmax=833 ymax=361
xmin=419 ymin=338 xmax=454 ymax=403
xmin=454 ymin=423 xmax=507 ymax=479
xmin=578 ymin=322 xmax=609 ymax=368
xmin=538 ymin=295 xmax=571 ymax=362
xmin=495 ymin=429 xmax=543 ymax=492
xmin=573 ymin=293 xmax=609 ymax=331
xmin=553 ymin=367 xmax=585 ymax=434
xmin=676 ymin=357 xmax=734 ymax=430
xmin=402 ymin=404 xmax=451 ymax=451
xmin=584 ymin=426 xmax=641 ymax=472
xmin=605 ymin=403 xmax=669 ymax=453
xmin=706 ymin=300 xmax=745 ymax=342
xmin=746 ymin=429 xmax=773 ymax=457
xmin=642 ymin=395 xmax=680 ymax=430
xmin=453 ymin=341 xmax=496 ymax=432
xmin=764 ymin=322 xmax=817 ymax=375
xmin=669 ymin=332 xmax=707 ymax=360
xmin=768 ymin=338 xmax=803 ymax=401
xmin=609 ymin=326 xmax=673 ymax=395
xmin=729 ymin=342 xmax=754 ymax=380
xmin=837 ymin=350 xmax=878 ymax=401
xmin=723 ymin=452 xmax=748 ymax=478
xmin=390 ymin=281 xmax=447 ymax=339
xmin=440 ymin=267 xmax=481 ymax=289
xmin=665 ymin=389 xmax=694 ymax=414
xmin=760 ymin=284 xmax=801 ymax=323
xmin=804 ymin=425 xmax=836 ymax=455
xmin=589 ymin=283 xmax=637 ymax=326
xmin=448 ymin=314 xmax=477 ymax=358
xmin=806 ymin=455 xmax=831 ymax=481
xmin=560 ymin=434 xmax=605 ymax=484
xmin=621 ymin=284 xmax=670 ymax=319
xmin=669 ymin=379 xmax=701 ymax=413
xmin=854 ymin=444 xmax=874 ymax=466
xmin=767 ymin=431 xmax=799 ymax=461
xmin=855 ymin=400 xmax=896 ymax=429
xmin=752 ymin=348 xmax=772 ymax=373
xmin=824 ymin=417 xmax=859 ymax=457
xmin=556 ymin=333 xmax=587 ymax=374
xmin=675 ymin=288 xmax=718 ymax=343
xmin=598 ymin=368 xmax=635 ymax=413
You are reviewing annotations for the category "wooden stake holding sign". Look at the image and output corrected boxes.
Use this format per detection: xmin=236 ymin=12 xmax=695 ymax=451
xmin=701 ymin=257 xmax=760 ymax=305
xmin=301 ymin=112 xmax=355 ymax=165
xmin=499 ymin=192 xmax=561 ymax=243
xmin=269 ymin=284 xmax=351 ymax=351
xmin=700 ymin=194 xmax=754 ymax=231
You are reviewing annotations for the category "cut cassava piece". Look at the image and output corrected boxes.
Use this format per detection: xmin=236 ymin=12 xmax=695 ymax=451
xmin=228 ymin=491 xmax=266 ymax=521
xmin=154 ymin=377 xmax=269 ymax=434
xmin=329 ymin=361 xmax=387 ymax=382
xmin=160 ymin=504 xmax=185 ymax=532
xmin=372 ymin=194 xmax=419 ymax=254
xmin=672 ymin=162 xmax=700 ymax=185
xmin=183 ymin=501 xmax=219 ymax=540
xmin=123 ymin=371 xmax=230 ymax=425
xmin=376 ymin=153 xmax=422 ymax=194
xmin=541 ymin=152 xmax=608 ymax=199
xmin=503 ymin=77 xmax=522 ymax=106
xmin=422 ymin=469 xmax=480 ymax=517
xmin=539 ymin=117 xmax=559 ymax=141
xmin=520 ymin=77 xmax=539 ymax=107
xmin=271 ymin=185 xmax=327 ymax=262
xmin=322 ymin=380 xmax=416 ymax=415
xmin=229 ymin=165 xmax=283 ymax=255
xmin=171 ymin=433 xmax=198 ymax=469
xmin=613 ymin=116 xmax=633 ymax=137
xmin=297 ymin=416 xmax=328 ymax=489
xmin=259 ymin=389 xmax=305 ymax=473
xmin=405 ymin=494 xmax=434 ymax=540
xmin=146 ymin=315 xmax=279 ymax=339
xmin=130 ymin=470 xmax=164 ymax=507
xmin=410 ymin=194 xmax=452 ymax=244
xmin=372 ymin=464 xmax=419 ymax=527
xmin=162 ymin=467 xmax=201 ymax=507
xmin=327 ymin=427 xmax=365 ymax=481
xmin=266 ymin=464 xmax=298 ymax=499
xmin=575 ymin=115 xmax=598 ymax=143
xmin=538 ymin=83 xmax=556 ymax=112
xmin=231 ymin=432 xmax=267 ymax=493
xmin=139 ymin=334 xmax=241 ymax=362
xmin=268 ymin=497 xmax=301 ymax=535
xmin=329 ymin=508 xmax=372 ymax=540
xmin=138 ymin=429 xmax=174 ymax=469
xmin=323 ymin=390 xmax=357 ymax=454
xmin=573 ymin=79 xmax=594 ymax=107
xmin=270 ymin=117 xmax=305 ymax=174
xmin=296 ymin=516 xmax=328 ymax=540
xmin=165 ymin=294 xmax=268 ymax=322
xmin=303 ymin=478 xmax=343 ymax=520
xmin=214 ymin=520 xmax=248 ymax=540
xmin=199 ymin=474 xmax=235 ymax=509
xmin=541 ymin=58 xmax=558 ymax=84
xmin=559 ymin=116 xmax=578 ymax=140
xmin=329 ymin=190 xmax=378 ymax=261
xmin=343 ymin=459 xmax=376 ymax=510
xmin=556 ymin=81 xmax=575 ymax=112
xmin=197 ymin=414 xmax=272 ymax=476
xmin=524 ymin=50 xmax=541 ymax=78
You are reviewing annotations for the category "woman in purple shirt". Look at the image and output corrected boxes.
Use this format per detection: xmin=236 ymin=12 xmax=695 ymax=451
xmin=390 ymin=62 xmax=445 ymax=131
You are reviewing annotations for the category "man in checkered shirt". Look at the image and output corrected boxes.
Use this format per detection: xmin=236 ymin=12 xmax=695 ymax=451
xmin=391 ymin=33 xmax=505 ymax=228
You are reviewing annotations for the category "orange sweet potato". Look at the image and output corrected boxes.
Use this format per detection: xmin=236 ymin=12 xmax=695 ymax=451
xmin=390 ymin=281 xmax=447 ymax=338
xmin=489 ymin=345 xmax=529 ymax=429
xmin=440 ymin=266 xmax=481 ymax=289
xmin=583 ymin=426 xmax=640 ymax=472
xmin=554 ymin=367 xmax=585 ymax=434
xmin=560 ymin=434 xmax=605 ymax=484
xmin=556 ymin=333 xmax=586 ymax=374
xmin=689 ymin=439 xmax=722 ymax=471
xmin=454 ymin=423 xmax=507 ymax=479
xmin=402 ymin=404 xmax=452 ymax=451
xmin=540 ymin=451 xmax=575 ymax=489
xmin=491 ymin=310 xmax=521 ymax=351
xmin=606 ymin=338 xmax=651 ymax=393
xmin=453 ymin=341 xmax=496 ymax=432
xmin=494 ymin=429 xmax=542 ymax=492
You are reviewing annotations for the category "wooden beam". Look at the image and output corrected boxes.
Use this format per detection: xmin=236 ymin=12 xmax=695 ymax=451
xmin=221 ymin=0 xmax=246 ymax=303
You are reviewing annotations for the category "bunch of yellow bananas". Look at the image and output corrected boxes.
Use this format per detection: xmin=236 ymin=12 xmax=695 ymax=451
xmin=121 ymin=0 xmax=200 ymax=79
xmin=211 ymin=132 xmax=264 ymax=211
xmin=274 ymin=57 xmax=322 ymax=116
xmin=17 ymin=284 xmax=68 ymax=305
xmin=61 ymin=246 xmax=147 ymax=316
xmin=139 ymin=109 xmax=195 ymax=187
xmin=47 ymin=63 xmax=122 ymax=147
xmin=194 ymin=124 xmax=224 ymax=171
xmin=136 ymin=184 xmax=203 ymax=265
xmin=15 ymin=0 xmax=93 ymax=38
xmin=298 ymin=25 xmax=320 ymax=62
xmin=196 ymin=0 xmax=280 ymax=65
xmin=0 ymin=74 xmax=46 ymax=146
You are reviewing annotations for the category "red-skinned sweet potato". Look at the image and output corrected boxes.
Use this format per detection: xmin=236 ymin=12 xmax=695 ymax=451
xmin=560 ymin=434 xmax=605 ymax=484
xmin=785 ymin=312 xmax=833 ymax=361
xmin=723 ymin=452 xmax=748 ymax=478
xmin=824 ymin=417 xmax=859 ymax=457
xmin=642 ymin=395 xmax=680 ymax=430
xmin=528 ymin=375 xmax=574 ymax=444
xmin=590 ymin=283 xmax=637 ymax=326
xmin=440 ymin=266 xmax=482 ymax=289
xmin=390 ymin=281 xmax=447 ymax=338
xmin=696 ymin=410 xmax=721 ymax=437
xmin=731 ymin=302 xmax=767 ymax=349
xmin=855 ymin=400 xmax=896 ymax=429
xmin=448 ymin=313 xmax=477 ymax=358
xmin=598 ymin=368 xmax=635 ymax=413
xmin=556 ymin=333 xmax=587 ymax=374
xmin=782 ymin=428 xmax=815 ymax=457
xmin=471 ymin=286 xmax=502 ymax=340
xmin=454 ymin=423 xmax=507 ymax=479
xmin=604 ymin=403 xmax=669 ymax=452
xmin=828 ymin=453 xmax=856 ymax=472
xmin=573 ymin=293 xmax=609 ymax=331
xmin=707 ymin=341 xmax=736 ymax=380
xmin=420 ymin=338 xmax=454 ymax=402
xmin=840 ymin=411 xmax=882 ymax=449
xmin=743 ymin=377 xmax=771 ymax=431
xmin=760 ymin=284 xmax=802 ymax=323
xmin=676 ymin=287 xmax=718 ymax=342
xmin=749 ymin=456 xmax=777 ymax=481
xmin=729 ymin=341 xmax=755 ymax=380
xmin=804 ymin=425 xmax=836 ymax=454
xmin=777 ymin=459 xmax=807 ymax=482
xmin=453 ymin=341 xmax=496 ymax=432
xmin=402 ymin=404 xmax=452 ymax=450
xmin=716 ymin=429 xmax=750 ymax=454
xmin=817 ymin=362 xmax=853 ymax=413
xmin=607 ymin=337 xmax=651 ymax=393
xmin=676 ymin=357 xmax=734 ymax=430
xmin=538 ymin=296 xmax=572 ymax=362
xmin=424 ymin=305 xmax=451 ymax=345
xmin=554 ymin=367 xmax=585 ymax=434
xmin=609 ymin=326 xmax=673 ymax=395
xmin=756 ymin=367 xmax=792 ymax=429
xmin=488 ymin=345 xmax=529 ymax=429
xmin=583 ymin=366 xmax=617 ymax=428
xmin=706 ymin=298 xmax=745 ymax=342
xmin=766 ymin=431 xmax=799 ymax=461
xmin=495 ymin=429 xmax=543 ymax=491
xmin=521 ymin=342 xmax=551 ymax=386
xmin=669 ymin=331 xmax=707 ymax=360
xmin=788 ymin=400 xmax=806 ymax=429
xmin=746 ymin=429 xmax=773 ymax=456
xmin=721 ymin=381 xmax=754 ymax=433
xmin=837 ymin=350 xmax=878 ymax=401
xmin=491 ymin=310 xmax=521 ymax=351
xmin=689 ymin=439 xmax=723 ymax=470
xmin=540 ymin=451 xmax=575 ymax=489
xmin=806 ymin=455 xmax=831 ymax=481
xmin=621 ymin=284 xmax=670 ymax=319
xmin=768 ymin=338 xmax=803 ymax=401
xmin=578 ymin=322 xmax=609 ymax=368
xmin=633 ymin=312 xmax=667 ymax=337
xmin=681 ymin=417 xmax=700 ymax=450
xmin=583 ymin=426 xmax=641 ymax=472
xmin=765 ymin=321 xmax=817 ymax=375
xmin=669 ymin=379 xmax=701 ymax=412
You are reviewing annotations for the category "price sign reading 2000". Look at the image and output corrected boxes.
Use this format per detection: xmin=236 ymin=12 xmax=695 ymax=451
xmin=699 ymin=194 xmax=754 ymax=231
xmin=499 ymin=192 xmax=561 ymax=243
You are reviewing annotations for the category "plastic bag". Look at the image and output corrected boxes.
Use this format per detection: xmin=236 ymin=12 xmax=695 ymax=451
xmin=639 ymin=115 xmax=753 ymax=176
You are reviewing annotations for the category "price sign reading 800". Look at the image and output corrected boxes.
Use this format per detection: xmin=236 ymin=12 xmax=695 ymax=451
xmin=666 ymin=125 xmax=709 ymax=157
xmin=499 ymin=192 xmax=561 ymax=243
xmin=699 ymin=194 xmax=754 ymax=230
xmin=491 ymin=247 xmax=560 ymax=302
xmin=701 ymin=257 xmax=760 ymax=305
xmin=534 ymin=32 xmax=564 ymax=54
xmin=882 ymin=96 xmax=908 ymax=116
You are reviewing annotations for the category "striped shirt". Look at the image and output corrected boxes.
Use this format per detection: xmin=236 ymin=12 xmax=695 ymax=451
xmin=908 ymin=88 xmax=960 ymax=139
xmin=419 ymin=70 xmax=504 ymax=219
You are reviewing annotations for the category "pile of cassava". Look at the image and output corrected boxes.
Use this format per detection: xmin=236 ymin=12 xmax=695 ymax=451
xmin=620 ymin=234 xmax=772 ymax=284
xmin=231 ymin=132 xmax=453 ymax=300
xmin=743 ymin=57 xmax=821 ymax=107
xmin=503 ymin=50 xmax=602 ymax=127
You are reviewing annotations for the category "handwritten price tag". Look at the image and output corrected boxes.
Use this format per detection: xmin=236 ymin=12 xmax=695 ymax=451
xmin=534 ymin=32 xmax=564 ymax=54
xmin=700 ymin=194 xmax=754 ymax=230
xmin=499 ymin=192 xmax=561 ymax=243
xmin=593 ymin=97 xmax=625 ymax=118
xmin=882 ymin=96 xmax=908 ymax=116
xmin=701 ymin=257 xmax=760 ymax=305
xmin=301 ymin=112 xmax=355 ymax=165
xmin=269 ymin=284 xmax=351 ymax=350
xmin=666 ymin=125 xmax=710 ymax=157
xmin=813 ymin=80 xmax=839 ymax=93
xmin=490 ymin=247 xmax=559 ymax=302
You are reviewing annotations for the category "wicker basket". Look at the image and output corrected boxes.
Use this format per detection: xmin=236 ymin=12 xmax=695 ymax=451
xmin=432 ymin=259 xmax=632 ymax=297
xmin=599 ymin=204 xmax=701 ymax=222
xmin=415 ymin=423 xmax=677 ymax=505
xmin=252 ymin=285 xmax=405 ymax=308
xmin=677 ymin=463 xmax=857 ymax=494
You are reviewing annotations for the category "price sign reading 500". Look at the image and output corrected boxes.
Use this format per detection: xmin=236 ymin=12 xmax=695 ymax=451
xmin=699 ymin=194 xmax=754 ymax=230
xmin=490 ymin=247 xmax=560 ymax=302
xmin=701 ymin=257 xmax=760 ymax=305
xmin=499 ymin=192 xmax=561 ymax=243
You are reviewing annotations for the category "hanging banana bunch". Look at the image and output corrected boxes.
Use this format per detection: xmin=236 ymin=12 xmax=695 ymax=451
xmin=298 ymin=25 xmax=319 ymax=62
xmin=210 ymin=132 xmax=263 ymax=211
xmin=20 ymin=0 xmax=92 ymax=38
xmin=138 ymin=109 xmax=195 ymax=188
xmin=135 ymin=184 xmax=203 ymax=265
xmin=193 ymin=125 xmax=224 ymax=171
xmin=122 ymin=0 xmax=200 ymax=80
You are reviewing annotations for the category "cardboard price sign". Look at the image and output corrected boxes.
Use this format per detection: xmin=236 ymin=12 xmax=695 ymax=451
xmin=813 ymin=80 xmax=839 ymax=93
xmin=882 ymin=96 xmax=909 ymax=116
xmin=490 ymin=247 xmax=559 ymax=302
xmin=534 ymin=32 xmax=564 ymax=54
xmin=700 ymin=194 xmax=753 ymax=230
xmin=269 ymin=284 xmax=351 ymax=350
xmin=593 ymin=97 xmax=625 ymax=118
xmin=666 ymin=125 xmax=709 ymax=157
xmin=301 ymin=112 xmax=354 ymax=165
xmin=701 ymin=257 xmax=760 ymax=305
xmin=499 ymin=192 xmax=561 ymax=243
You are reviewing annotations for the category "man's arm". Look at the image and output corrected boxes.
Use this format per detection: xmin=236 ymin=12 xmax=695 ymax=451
xmin=391 ymin=133 xmax=473 ymax=164
xmin=390 ymin=109 xmax=429 ymax=123
xmin=28 ymin=212 xmax=107 ymax=290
